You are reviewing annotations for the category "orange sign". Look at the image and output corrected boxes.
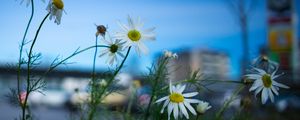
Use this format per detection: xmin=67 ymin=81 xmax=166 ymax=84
xmin=269 ymin=28 xmax=293 ymax=51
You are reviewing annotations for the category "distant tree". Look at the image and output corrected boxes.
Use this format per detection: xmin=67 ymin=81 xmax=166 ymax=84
xmin=226 ymin=0 xmax=257 ymax=75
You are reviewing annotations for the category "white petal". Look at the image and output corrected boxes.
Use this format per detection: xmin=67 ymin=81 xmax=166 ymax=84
xmin=261 ymin=88 xmax=268 ymax=104
xmin=185 ymin=99 xmax=200 ymax=103
xmin=249 ymin=80 xmax=262 ymax=92
xmin=143 ymin=27 xmax=155 ymax=33
xmin=117 ymin=52 xmax=125 ymax=58
xmin=254 ymin=86 xmax=263 ymax=97
xmin=179 ymin=103 xmax=189 ymax=119
xmin=127 ymin=15 xmax=135 ymax=29
xmin=135 ymin=16 xmax=144 ymax=28
xmin=245 ymin=74 xmax=262 ymax=79
xmin=155 ymin=96 xmax=168 ymax=103
xmin=253 ymin=67 xmax=266 ymax=75
xmin=175 ymin=84 xmax=181 ymax=92
xmin=272 ymin=73 xmax=283 ymax=80
xmin=183 ymin=101 xmax=196 ymax=115
xmin=183 ymin=92 xmax=198 ymax=98
xmin=117 ymin=20 xmax=129 ymax=32
xmin=167 ymin=103 xmax=174 ymax=120
xmin=134 ymin=45 xmax=141 ymax=57
xmin=177 ymin=85 xmax=186 ymax=94
xmin=142 ymin=33 xmax=156 ymax=40
xmin=137 ymin=42 xmax=149 ymax=55
xmin=268 ymin=88 xmax=274 ymax=103
xmin=271 ymin=86 xmax=279 ymax=95
xmin=173 ymin=103 xmax=179 ymax=119
xmin=161 ymin=99 xmax=170 ymax=113
xmin=271 ymin=68 xmax=278 ymax=77
xmin=109 ymin=55 xmax=116 ymax=65
xmin=99 ymin=50 xmax=108 ymax=57
xmin=273 ymin=81 xmax=289 ymax=89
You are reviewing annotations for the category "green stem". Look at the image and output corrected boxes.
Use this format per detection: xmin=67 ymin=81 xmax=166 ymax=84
xmin=196 ymin=114 xmax=200 ymax=120
xmin=90 ymin=36 xmax=98 ymax=104
xmin=87 ymin=47 xmax=131 ymax=120
xmin=144 ymin=57 xmax=168 ymax=120
xmin=22 ymin=13 xmax=49 ymax=120
xmin=18 ymin=0 xmax=34 ymax=108
xmin=31 ymin=45 xmax=109 ymax=90
xmin=201 ymin=80 xmax=248 ymax=84
xmin=92 ymin=36 xmax=98 ymax=78
xmin=215 ymin=85 xmax=245 ymax=120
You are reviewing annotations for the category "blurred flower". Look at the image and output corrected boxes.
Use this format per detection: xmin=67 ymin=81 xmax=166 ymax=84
xmin=95 ymin=25 xmax=107 ymax=37
xmin=276 ymin=99 xmax=288 ymax=112
xmin=19 ymin=91 xmax=27 ymax=105
xmin=99 ymin=37 xmax=126 ymax=65
xmin=138 ymin=94 xmax=150 ymax=108
xmin=245 ymin=67 xmax=289 ymax=104
xmin=46 ymin=0 xmax=64 ymax=25
xmin=133 ymin=80 xmax=141 ymax=88
xmin=99 ymin=79 xmax=107 ymax=87
xmin=156 ymin=84 xmax=199 ymax=120
xmin=196 ymin=101 xmax=211 ymax=114
xmin=252 ymin=55 xmax=278 ymax=73
xmin=115 ymin=16 xmax=155 ymax=55
xmin=71 ymin=92 xmax=90 ymax=105
xmin=164 ymin=50 xmax=178 ymax=59
xmin=19 ymin=0 xmax=45 ymax=7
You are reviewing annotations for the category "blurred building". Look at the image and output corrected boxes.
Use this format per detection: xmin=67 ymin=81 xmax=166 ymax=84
xmin=169 ymin=48 xmax=230 ymax=81
xmin=267 ymin=0 xmax=298 ymax=82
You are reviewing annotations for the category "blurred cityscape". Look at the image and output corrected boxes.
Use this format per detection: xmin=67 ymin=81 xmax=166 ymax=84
xmin=1 ymin=0 xmax=300 ymax=120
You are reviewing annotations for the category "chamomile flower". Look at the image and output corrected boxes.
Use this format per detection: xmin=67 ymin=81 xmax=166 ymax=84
xmin=19 ymin=0 xmax=45 ymax=7
xmin=196 ymin=101 xmax=211 ymax=114
xmin=99 ymin=37 xmax=126 ymax=65
xmin=46 ymin=0 xmax=64 ymax=25
xmin=156 ymin=84 xmax=199 ymax=120
xmin=164 ymin=50 xmax=178 ymax=59
xmin=115 ymin=16 xmax=155 ymax=56
xmin=99 ymin=79 xmax=107 ymax=87
xmin=245 ymin=67 xmax=289 ymax=104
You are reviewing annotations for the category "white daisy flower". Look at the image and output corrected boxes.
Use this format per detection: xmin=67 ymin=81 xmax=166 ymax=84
xmin=245 ymin=67 xmax=289 ymax=104
xmin=196 ymin=101 xmax=211 ymax=114
xmin=46 ymin=0 xmax=64 ymax=25
xmin=164 ymin=50 xmax=178 ymax=59
xmin=19 ymin=0 xmax=45 ymax=7
xmin=99 ymin=79 xmax=107 ymax=87
xmin=156 ymin=84 xmax=199 ymax=120
xmin=99 ymin=37 xmax=126 ymax=65
xmin=115 ymin=16 xmax=155 ymax=56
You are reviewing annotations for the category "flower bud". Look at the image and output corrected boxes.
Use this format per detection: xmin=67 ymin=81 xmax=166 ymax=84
xmin=196 ymin=101 xmax=211 ymax=114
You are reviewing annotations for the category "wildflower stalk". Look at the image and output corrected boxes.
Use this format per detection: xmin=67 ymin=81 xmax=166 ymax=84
xmin=215 ymin=85 xmax=245 ymax=120
xmin=196 ymin=114 xmax=201 ymax=120
xmin=91 ymin=36 xmax=99 ymax=85
xmin=87 ymin=46 xmax=132 ymax=120
xmin=144 ymin=57 xmax=168 ymax=120
xmin=17 ymin=0 xmax=34 ymax=107
xmin=89 ymin=36 xmax=100 ymax=119
xmin=201 ymin=80 xmax=248 ymax=84
xmin=21 ymin=12 xmax=49 ymax=120
xmin=30 ymin=45 xmax=109 ymax=91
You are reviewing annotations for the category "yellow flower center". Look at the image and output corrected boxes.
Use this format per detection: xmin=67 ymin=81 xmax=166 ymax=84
xmin=53 ymin=0 xmax=64 ymax=9
xmin=127 ymin=30 xmax=141 ymax=42
xmin=110 ymin=44 xmax=118 ymax=53
xmin=261 ymin=74 xmax=272 ymax=88
xmin=169 ymin=93 xmax=184 ymax=103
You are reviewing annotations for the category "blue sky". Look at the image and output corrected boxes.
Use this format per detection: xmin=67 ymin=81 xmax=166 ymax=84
xmin=0 ymin=0 xmax=299 ymax=78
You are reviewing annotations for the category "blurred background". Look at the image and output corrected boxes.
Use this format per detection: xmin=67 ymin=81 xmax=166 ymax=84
xmin=0 ymin=0 xmax=300 ymax=119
